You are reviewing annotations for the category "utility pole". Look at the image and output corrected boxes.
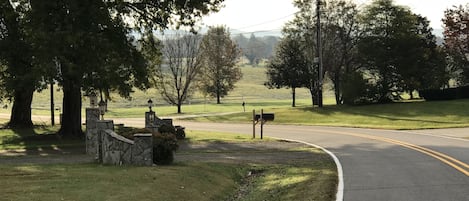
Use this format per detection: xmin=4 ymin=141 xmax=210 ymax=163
xmin=50 ymin=81 xmax=55 ymax=126
xmin=316 ymin=0 xmax=324 ymax=107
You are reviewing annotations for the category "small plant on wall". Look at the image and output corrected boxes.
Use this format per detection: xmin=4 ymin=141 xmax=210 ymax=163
xmin=116 ymin=125 xmax=179 ymax=165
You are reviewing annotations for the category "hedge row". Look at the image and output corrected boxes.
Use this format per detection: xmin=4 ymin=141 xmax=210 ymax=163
xmin=419 ymin=86 xmax=469 ymax=101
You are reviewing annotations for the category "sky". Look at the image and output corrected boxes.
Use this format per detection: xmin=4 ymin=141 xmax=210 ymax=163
xmin=202 ymin=0 xmax=468 ymax=34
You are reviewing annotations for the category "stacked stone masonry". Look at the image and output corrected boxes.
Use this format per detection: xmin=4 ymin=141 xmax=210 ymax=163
xmin=86 ymin=108 xmax=153 ymax=166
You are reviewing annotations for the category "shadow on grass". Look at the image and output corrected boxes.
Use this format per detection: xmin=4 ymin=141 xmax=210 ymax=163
xmin=1 ymin=125 xmax=84 ymax=156
xmin=294 ymin=100 xmax=469 ymax=126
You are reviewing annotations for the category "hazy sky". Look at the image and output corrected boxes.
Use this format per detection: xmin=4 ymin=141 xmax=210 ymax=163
xmin=202 ymin=0 xmax=468 ymax=33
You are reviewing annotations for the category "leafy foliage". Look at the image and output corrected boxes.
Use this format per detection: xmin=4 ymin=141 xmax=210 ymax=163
xmin=153 ymin=132 xmax=178 ymax=165
xmin=282 ymin=0 xmax=361 ymax=106
xmin=1 ymin=0 xmax=223 ymax=136
xmin=199 ymin=26 xmax=242 ymax=104
xmin=420 ymin=86 xmax=469 ymax=101
xmin=341 ymin=71 xmax=378 ymax=105
xmin=265 ymin=35 xmax=310 ymax=107
xmin=0 ymin=0 xmax=37 ymax=127
xmin=443 ymin=3 xmax=469 ymax=85
xmin=358 ymin=0 xmax=447 ymax=102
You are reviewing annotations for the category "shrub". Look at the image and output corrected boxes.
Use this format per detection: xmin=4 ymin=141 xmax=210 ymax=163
xmin=153 ymin=132 xmax=178 ymax=165
xmin=116 ymin=126 xmax=180 ymax=165
xmin=158 ymin=124 xmax=176 ymax=135
xmin=342 ymin=71 xmax=379 ymax=105
xmin=175 ymin=126 xmax=186 ymax=140
xmin=419 ymin=85 xmax=469 ymax=101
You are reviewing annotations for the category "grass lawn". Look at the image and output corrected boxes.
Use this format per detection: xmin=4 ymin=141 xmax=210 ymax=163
xmin=0 ymin=163 xmax=245 ymax=201
xmin=0 ymin=128 xmax=337 ymax=201
xmin=187 ymin=99 xmax=469 ymax=130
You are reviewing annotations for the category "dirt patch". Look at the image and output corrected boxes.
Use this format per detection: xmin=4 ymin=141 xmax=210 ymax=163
xmin=176 ymin=140 xmax=326 ymax=164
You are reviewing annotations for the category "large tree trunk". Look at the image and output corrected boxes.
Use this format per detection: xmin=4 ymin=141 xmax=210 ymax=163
xmin=291 ymin=87 xmax=296 ymax=107
xmin=216 ymin=89 xmax=221 ymax=104
xmin=309 ymin=87 xmax=318 ymax=107
xmin=333 ymin=74 xmax=342 ymax=105
xmin=58 ymin=79 xmax=83 ymax=138
xmin=8 ymin=86 xmax=34 ymax=128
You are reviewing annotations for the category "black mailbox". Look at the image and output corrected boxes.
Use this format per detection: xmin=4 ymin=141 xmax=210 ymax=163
xmin=254 ymin=113 xmax=275 ymax=121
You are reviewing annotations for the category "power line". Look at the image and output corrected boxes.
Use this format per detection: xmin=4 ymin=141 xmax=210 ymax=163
xmin=232 ymin=12 xmax=298 ymax=31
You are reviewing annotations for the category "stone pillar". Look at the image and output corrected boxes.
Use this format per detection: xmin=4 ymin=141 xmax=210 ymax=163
xmin=96 ymin=120 xmax=114 ymax=163
xmin=132 ymin=134 xmax=154 ymax=166
xmin=145 ymin=111 xmax=156 ymax=128
xmin=85 ymin=108 xmax=100 ymax=155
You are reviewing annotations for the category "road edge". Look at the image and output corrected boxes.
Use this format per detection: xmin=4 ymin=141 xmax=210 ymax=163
xmin=272 ymin=137 xmax=344 ymax=201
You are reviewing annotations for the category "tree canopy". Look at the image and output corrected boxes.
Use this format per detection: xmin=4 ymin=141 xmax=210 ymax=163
xmin=265 ymin=35 xmax=310 ymax=107
xmin=0 ymin=0 xmax=224 ymax=136
xmin=443 ymin=3 xmax=469 ymax=85
xmin=199 ymin=26 xmax=241 ymax=104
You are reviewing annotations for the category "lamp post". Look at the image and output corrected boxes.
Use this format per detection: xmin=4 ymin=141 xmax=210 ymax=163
xmin=89 ymin=91 xmax=98 ymax=108
xmin=99 ymin=100 xmax=106 ymax=120
xmin=147 ymin=99 xmax=153 ymax=112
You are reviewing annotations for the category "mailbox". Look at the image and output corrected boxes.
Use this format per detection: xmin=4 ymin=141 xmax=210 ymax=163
xmin=254 ymin=113 xmax=275 ymax=121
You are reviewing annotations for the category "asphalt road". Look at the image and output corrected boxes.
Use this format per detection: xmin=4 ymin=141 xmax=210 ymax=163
xmin=164 ymin=121 xmax=469 ymax=201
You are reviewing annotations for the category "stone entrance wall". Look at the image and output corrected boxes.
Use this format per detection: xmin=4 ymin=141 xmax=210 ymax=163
xmin=86 ymin=108 xmax=153 ymax=166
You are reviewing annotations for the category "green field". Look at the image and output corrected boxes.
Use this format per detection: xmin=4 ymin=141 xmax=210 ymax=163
xmin=188 ymin=99 xmax=469 ymax=130
xmin=1 ymin=65 xmax=468 ymax=130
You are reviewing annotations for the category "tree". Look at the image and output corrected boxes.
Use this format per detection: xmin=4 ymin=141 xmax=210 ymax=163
xmin=261 ymin=36 xmax=280 ymax=59
xmin=22 ymin=0 xmax=223 ymax=137
xmin=0 ymin=0 xmax=39 ymax=128
xmin=401 ymin=16 xmax=448 ymax=96
xmin=265 ymin=36 xmax=309 ymax=107
xmin=151 ymin=33 xmax=202 ymax=114
xmin=200 ymin=26 xmax=241 ymax=104
xmin=321 ymin=0 xmax=360 ymax=104
xmin=245 ymin=34 xmax=266 ymax=66
xmin=443 ymin=3 xmax=469 ymax=85
xmin=283 ymin=0 xmax=360 ymax=106
xmin=358 ymin=0 xmax=445 ymax=102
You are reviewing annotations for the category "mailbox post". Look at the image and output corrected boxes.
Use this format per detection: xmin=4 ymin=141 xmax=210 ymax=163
xmin=261 ymin=109 xmax=264 ymax=139
xmin=252 ymin=109 xmax=274 ymax=139
xmin=252 ymin=109 xmax=256 ymax=139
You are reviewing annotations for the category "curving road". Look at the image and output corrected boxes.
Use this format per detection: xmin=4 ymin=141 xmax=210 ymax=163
xmin=165 ymin=121 xmax=469 ymax=201
xmin=12 ymin=111 xmax=469 ymax=200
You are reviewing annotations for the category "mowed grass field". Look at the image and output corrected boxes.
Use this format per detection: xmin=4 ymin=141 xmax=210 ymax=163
xmin=189 ymin=99 xmax=469 ymax=129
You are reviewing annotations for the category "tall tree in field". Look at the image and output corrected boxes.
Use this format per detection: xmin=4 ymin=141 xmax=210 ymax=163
xmin=150 ymin=33 xmax=202 ymax=114
xmin=401 ymin=16 xmax=448 ymax=96
xmin=358 ymin=0 xmax=445 ymax=102
xmin=245 ymin=34 xmax=266 ymax=66
xmin=265 ymin=35 xmax=310 ymax=107
xmin=283 ymin=0 xmax=360 ymax=105
xmin=0 ymin=1 xmax=38 ymax=128
xmin=200 ymin=26 xmax=241 ymax=104
xmin=443 ymin=3 xmax=469 ymax=85
xmin=26 ymin=0 xmax=223 ymax=138
xmin=321 ymin=0 xmax=360 ymax=104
